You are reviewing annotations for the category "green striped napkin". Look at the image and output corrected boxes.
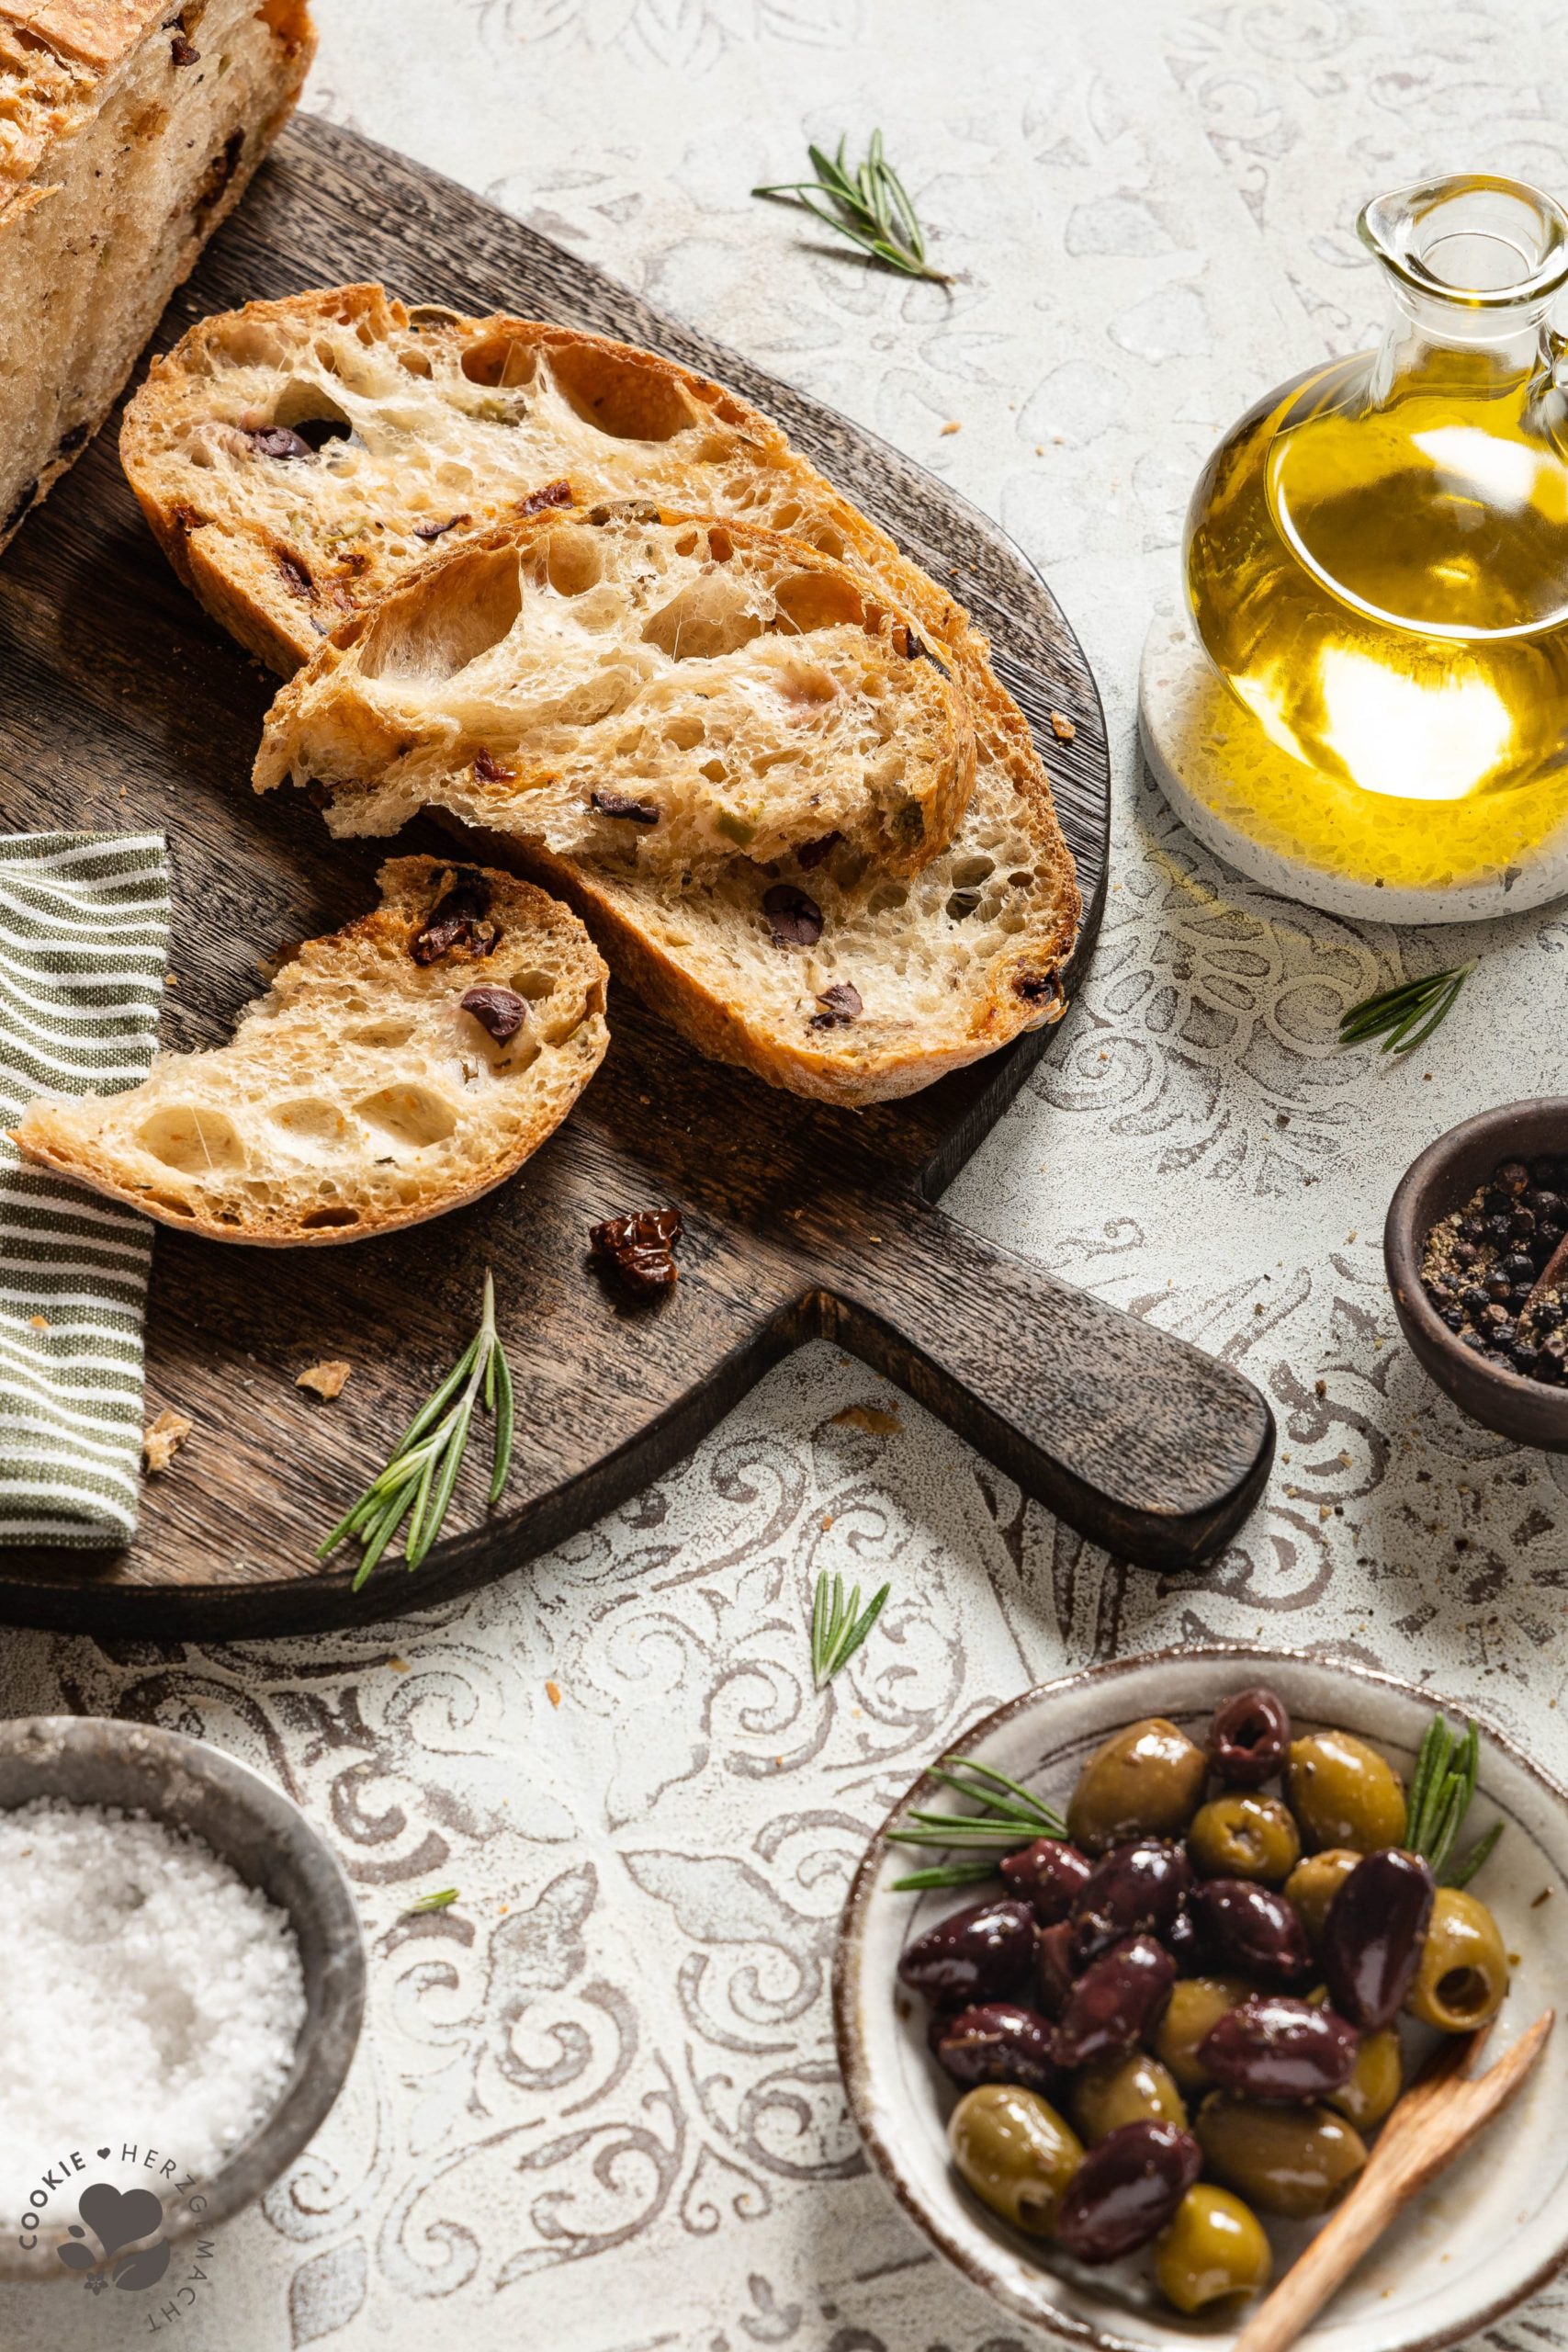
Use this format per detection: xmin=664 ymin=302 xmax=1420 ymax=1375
xmin=0 ymin=833 xmax=170 ymax=1546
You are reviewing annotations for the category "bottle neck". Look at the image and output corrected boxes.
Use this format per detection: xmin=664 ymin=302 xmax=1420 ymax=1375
xmin=1365 ymin=284 xmax=1558 ymax=408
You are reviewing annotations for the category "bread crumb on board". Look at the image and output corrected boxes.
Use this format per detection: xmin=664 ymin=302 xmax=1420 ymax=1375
xmin=1049 ymin=711 xmax=1077 ymax=742
xmin=940 ymin=420 xmax=962 ymax=435
xmin=545 ymin=1679 xmax=562 ymax=1709
xmin=144 ymin=1408 xmax=194 ymax=1473
xmin=833 ymin=1403 xmax=902 ymax=1436
xmin=28 ymin=1314 xmax=49 ymax=1332
xmin=297 ymin=1359 xmax=352 ymax=1400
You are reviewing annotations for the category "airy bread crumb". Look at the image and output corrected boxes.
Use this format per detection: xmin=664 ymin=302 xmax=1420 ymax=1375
xmin=144 ymin=1408 xmax=195 ymax=1472
xmin=296 ymin=1360 xmax=352 ymax=1399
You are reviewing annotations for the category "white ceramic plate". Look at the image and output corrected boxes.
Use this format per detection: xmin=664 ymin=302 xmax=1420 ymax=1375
xmin=833 ymin=1647 xmax=1568 ymax=2352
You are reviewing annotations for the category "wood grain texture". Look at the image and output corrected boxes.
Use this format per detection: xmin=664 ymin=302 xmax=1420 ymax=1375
xmin=0 ymin=113 xmax=1273 ymax=1634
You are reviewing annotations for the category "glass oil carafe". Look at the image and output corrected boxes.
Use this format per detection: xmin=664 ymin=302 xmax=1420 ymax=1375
xmin=1183 ymin=174 xmax=1568 ymax=900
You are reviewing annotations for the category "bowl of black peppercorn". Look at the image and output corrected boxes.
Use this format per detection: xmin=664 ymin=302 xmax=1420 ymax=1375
xmin=1386 ymin=1099 xmax=1568 ymax=1447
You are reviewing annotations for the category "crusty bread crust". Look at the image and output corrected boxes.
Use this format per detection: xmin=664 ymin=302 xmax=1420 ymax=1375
xmin=0 ymin=0 xmax=315 ymax=549
xmin=255 ymin=503 xmax=976 ymax=878
xmin=12 ymin=855 xmax=608 ymax=1243
xmin=120 ymin=285 xmax=1080 ymax=1102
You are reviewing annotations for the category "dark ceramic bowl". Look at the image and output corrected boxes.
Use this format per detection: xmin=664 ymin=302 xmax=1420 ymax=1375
xmin=0 ymin=1716 xmax=365 ymax=2283
xmin=1385 ymin=1098 xmax=1568 ymax=1449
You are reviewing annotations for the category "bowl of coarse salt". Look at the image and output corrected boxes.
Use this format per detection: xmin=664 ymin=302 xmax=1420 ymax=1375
xmin=0 ymin=1715 xmax=365 ymax=2285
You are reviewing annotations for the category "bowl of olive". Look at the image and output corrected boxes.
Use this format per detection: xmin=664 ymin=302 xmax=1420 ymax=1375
xmin=833 ymin=1648 xmax=1568 ymax=2352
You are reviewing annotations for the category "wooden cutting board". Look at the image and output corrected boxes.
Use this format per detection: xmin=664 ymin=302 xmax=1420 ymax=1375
xmin=0 ymin=115 xmax=1273 ymax=1635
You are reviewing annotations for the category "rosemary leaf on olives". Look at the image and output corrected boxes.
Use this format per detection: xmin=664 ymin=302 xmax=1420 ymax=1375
xmin=1407 ymin=1713 xmax=1504 ymax=1886
xmin=887 ymin=1756 xmax=1067 ymax=1885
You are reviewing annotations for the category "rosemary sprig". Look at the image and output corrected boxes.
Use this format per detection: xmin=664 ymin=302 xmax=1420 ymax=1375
xmin=404 ymin=1887 xmax=457 ymax=1915
xmin=811 ymin=1569 xmax=889 ymax=1686
xmin=889 ymin=1754 xmax=1066 ymax=1891
xmin=753 ymin=130 xmax=951 ymax=284
xmin=1339 ymin=964 xmax=1472 ymax=1057
xmin=1406 ymin=1711 xmax=1503 ymax=1886
xmin=319 ymin=1271 xmax=514 ymax=1592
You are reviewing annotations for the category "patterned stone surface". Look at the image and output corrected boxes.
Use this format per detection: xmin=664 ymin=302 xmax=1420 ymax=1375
xmin=5 ymin=3 xmax=1568 ymax=2346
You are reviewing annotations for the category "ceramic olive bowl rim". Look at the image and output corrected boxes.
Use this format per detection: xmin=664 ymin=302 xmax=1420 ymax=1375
xmin=0 ymin=1715 xmax=366 ymax=2283
xmin=832 ymin=1644 xmax=1568 ymax=2352
xmin=1384 ymin=1097 xmax=1568 ymax=1433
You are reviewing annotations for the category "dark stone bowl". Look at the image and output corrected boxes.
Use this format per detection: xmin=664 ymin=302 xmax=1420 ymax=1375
xmin=0 ymin=1716 xmax=365 ymax=2284
xmin=1385 ymin=1097 xmax=1568 ymax=1450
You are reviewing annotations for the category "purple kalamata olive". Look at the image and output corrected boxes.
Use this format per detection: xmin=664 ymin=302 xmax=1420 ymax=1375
xmin=897 ymin=1897 xmax=1036 ymax=2007
xmin=1055 ymin=1935 xmax=1176 ymax=2069
xmin=1071 ymin=1840 xmax=1193 ymax=1965
xmin=1000 ymin=1837 xmax=1094 ymax=1925
xmin=1037 ymin=1920 xmax=1078 ymax=2018
xmin=1209 ymin=1688 xmax=1292 ymax=1787
xmin=1190 ymin=1879 xmax=1311 ymax=1984
xmin=1055 ymin=2120 xmax=1202 ymax=2263
xmin=1321 ymin=1849 xmax=1435 ymax=2030
xmin=1199 ymin=1994 xmax=1359 ymax=2101
xmin=1167 ymin=1905 xmax=1201 ymax=1970
xmin=931 ymin=2002 xmax=1063 ymax=2096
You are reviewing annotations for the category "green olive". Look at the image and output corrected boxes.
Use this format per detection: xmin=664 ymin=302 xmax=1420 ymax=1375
xmin=1066 ymin=1716 xmax=1208 ymax=1855
xmin=1155 ymin=1976 xmax=1257 ymax=2094
xmin=1303 ymin=1983 xmax=1404 ymax=2126
xmin=1284 ymin=1849 xmax=1360 ymax=1951
xmin=1196 ymin=2093 xmax=1369 ymax=2218
xmin=1071 ymin=2052 xmax=1188 ymax=2143
xmin=1405 ymin=1886 xmax=1508 ymax=2031
xmin=1285 ymin=1730 xmax=1406 ymax=1853
xmin=1329 ymin=2025 xmax=1404 ymax=2128
xmin=948 ymin=2085 xmax=1085 ymax=2236
xmin=1189 ymin=1792 xmax=1302 ymax=1884
xmin=1154 ymin=2183 xmax=1273 ymax=2314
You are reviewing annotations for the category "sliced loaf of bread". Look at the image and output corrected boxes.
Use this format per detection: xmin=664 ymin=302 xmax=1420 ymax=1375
xmin=120 ymin=285 xmax=1080 ymax=1101
xmin=12 ymin=856 xmax=608 ymax=1243
xmin=254 ymin=503 xmax=974 ymax=876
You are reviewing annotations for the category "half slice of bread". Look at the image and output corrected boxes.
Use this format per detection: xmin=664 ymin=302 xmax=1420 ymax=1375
xmin=254 ymin=504 xmax=974 ymax=876
xmin=12 ymin=856 xmax=608 ymax=1244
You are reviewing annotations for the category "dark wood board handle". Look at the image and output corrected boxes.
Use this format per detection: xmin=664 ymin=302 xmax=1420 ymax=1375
xmin=805 ymin=1196 xmax=1273 ymax=1569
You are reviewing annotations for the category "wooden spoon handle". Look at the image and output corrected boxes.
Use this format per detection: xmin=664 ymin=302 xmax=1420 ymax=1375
xmin=1232 ymin=2012 xmax=1553 ymax=2352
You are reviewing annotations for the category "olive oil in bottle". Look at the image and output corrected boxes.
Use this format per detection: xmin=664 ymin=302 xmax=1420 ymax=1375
xmin=1182 ymin=175 xmax=1568 ymax=897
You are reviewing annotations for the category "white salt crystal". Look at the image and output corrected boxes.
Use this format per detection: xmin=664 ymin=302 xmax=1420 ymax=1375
xmin=0 ymin=1796 xmax=308 ymax=2223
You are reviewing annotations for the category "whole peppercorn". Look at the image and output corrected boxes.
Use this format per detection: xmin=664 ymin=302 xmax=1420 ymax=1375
xmin=1454 ymin=1240 xmax=1479 ymax=1266
xmin=1484 ymin=1271 xmax=1512 ymax=1301
xmin=1505 ymin=1251 xmax=1536 ymax=1282
xmin=1538 ymin=1299 xmax=1565 ymax=1330
xmin=1497 ymin=1161 xmax=1530 ymax=1195
xmin=1442 ymin=1306 xmax=1465 ymax=1331
xmin=1528 ymin=1189 xmax=1562 ymax=1221
xmin=1460 ymin=1329 xmax=1487 ymax=1351
xmin=1513 ymin=1343 xmax=1540 ymax=1374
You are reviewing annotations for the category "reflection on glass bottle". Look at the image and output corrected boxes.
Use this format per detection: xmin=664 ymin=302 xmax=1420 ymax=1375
xmin=1185 ymin=175 xmax=1568 ymax=890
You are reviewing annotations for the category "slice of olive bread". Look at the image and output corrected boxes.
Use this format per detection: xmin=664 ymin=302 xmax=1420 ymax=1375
xmin=254 ymin=504 xmax=975 ymax=877
xmin=11 ymin=856 xmax=607 ymax=1244
xmin=120 ymin=286 xmax=1081 ymax=1101
xmin=0 ymin=0 xmax=314 ymax=551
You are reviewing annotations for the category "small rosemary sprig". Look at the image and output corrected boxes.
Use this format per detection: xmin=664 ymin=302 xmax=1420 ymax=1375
xmin=1406 ymin=1712 xmax=1503 ymax=1887
xmin=404 ymin=1887 xmax=457 ymax=1915
xmin=811 ymin=1569 xmax=889 ymax=1686
xmin=1339 ymin=963 xmax=1472 ymax=1057
xmin=753 ymin=130 xmax=951 ymax=284
xmin=889 ymin=1756 xmax=1066 ymax=1892
xmin=319 ymin=1271 xmax=514 ymax=1592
